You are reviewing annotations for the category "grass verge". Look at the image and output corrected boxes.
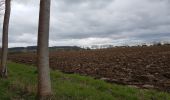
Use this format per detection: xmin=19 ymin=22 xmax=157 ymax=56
xmin=0 ymin=62 xmax=170 ymax=100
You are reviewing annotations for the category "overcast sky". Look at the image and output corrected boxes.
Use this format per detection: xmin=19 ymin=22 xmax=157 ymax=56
xmin=0 ymin=0 xmax=170 ymax=47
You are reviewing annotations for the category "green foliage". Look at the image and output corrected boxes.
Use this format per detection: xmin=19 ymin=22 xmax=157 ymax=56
xmin=0 ymin=62 xmax=169 ymax=100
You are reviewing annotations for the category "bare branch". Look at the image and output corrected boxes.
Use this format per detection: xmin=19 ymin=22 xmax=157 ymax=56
xmin=0 ymin=0 xmax=5 ymax=15
xmin=0 ymin=0 xmax=5 ymax=8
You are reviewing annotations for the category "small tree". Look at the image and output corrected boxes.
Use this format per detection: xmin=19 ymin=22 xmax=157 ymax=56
xmin=37 ymin=0 xmax=52 ymax=99
xmin=0 ymin=0 xmax=11 ymax=78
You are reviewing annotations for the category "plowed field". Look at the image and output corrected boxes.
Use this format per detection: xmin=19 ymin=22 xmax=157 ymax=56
xmin=8 ymin=45 xmax=170 ymax=92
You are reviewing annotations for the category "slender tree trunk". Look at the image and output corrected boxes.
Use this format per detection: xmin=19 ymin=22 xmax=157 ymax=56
xmin=0 ymin=0 xmax=11 ymax=78
xmin=37 ymin=0 xmax=52 ymax=99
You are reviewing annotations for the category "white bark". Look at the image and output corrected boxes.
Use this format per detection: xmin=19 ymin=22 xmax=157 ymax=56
xmin=37 ymin=0 xmax=52 ymax=99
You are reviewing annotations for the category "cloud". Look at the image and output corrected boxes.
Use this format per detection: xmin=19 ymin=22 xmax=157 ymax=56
xmin=0 ymin=0 xmax=169 ymax=47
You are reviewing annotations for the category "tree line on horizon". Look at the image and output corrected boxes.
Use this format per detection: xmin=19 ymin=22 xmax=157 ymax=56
xmin=0 ymin=0 xmax=52 ymax=99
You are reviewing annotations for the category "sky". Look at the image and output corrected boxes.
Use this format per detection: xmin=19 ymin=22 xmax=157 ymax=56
xmin=0 ymin=0 xmax=170 ymax=47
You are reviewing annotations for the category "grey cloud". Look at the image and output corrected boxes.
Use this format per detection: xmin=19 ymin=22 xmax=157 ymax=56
xmin=0 ymin=0 xmax=170 ymax=47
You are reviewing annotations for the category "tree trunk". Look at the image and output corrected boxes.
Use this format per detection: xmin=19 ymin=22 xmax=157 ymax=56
xmin=37 ymin=0 xmax=52 ymax=99
xmin=0 ymin=0 xmax=11 ymax=78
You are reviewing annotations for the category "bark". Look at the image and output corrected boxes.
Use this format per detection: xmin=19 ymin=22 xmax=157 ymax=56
xmin=0 ymin=0 xmax=11 ymax=78
xmin=37 ymin=0 xmax=52 ymax=99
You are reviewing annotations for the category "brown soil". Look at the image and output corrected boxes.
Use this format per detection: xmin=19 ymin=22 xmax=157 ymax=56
xmin=8 ymin=45 xmax=170 ymax=92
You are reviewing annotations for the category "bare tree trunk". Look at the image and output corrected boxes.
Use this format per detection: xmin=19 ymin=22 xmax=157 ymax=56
xmin=37 ymin=0 xmax=52 ymax=99
xmin=0 ymin=0 xmax=11 ymax=78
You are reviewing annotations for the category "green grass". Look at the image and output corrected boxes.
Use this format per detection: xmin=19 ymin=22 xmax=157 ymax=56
xmin=0 ymin=62 xmax=170 ymax=100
